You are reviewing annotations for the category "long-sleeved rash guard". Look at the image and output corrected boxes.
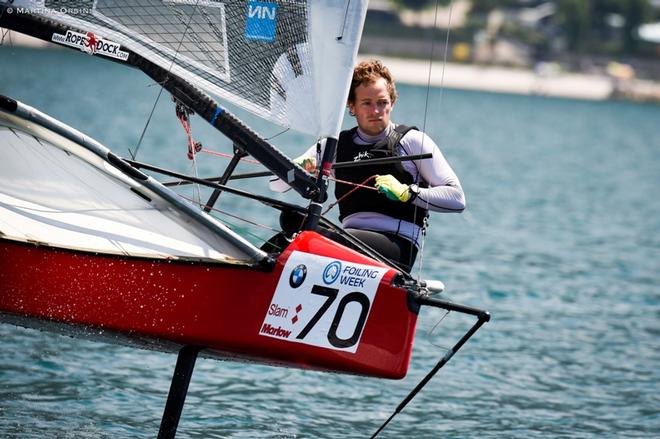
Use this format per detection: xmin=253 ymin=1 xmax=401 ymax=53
xmin=269 ymin=122 xmax=465 ymax=247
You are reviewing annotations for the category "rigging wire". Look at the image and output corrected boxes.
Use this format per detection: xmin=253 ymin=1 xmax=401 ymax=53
xmin=413 ymin=0 xmax=454 ymax=283
xmin=264 ymin=126 xmax=291 ymax=141
xmin=129 ymin=0 xmax=202 ymax=160
xmin=130 ymin=86 xmax=166 ymax=160
xmin=323 ymin=175 xmax=378 ymax=215
xmin=438 ymin=1 xmax=454 ymax=122
xmin=181 ymin=193 xmax=279 ymax=232
xmin=421 ymin=0 xmax=454 ymax=135
xmin=177 ymin=193 xmax=280 ymax=246
xmin=189 ymin=158 xmax=202 ymax=205
xmin=414 ymin=205 xmax=430 ymax=280
xmin=371 ymin=3 xmax=457 ymax=438
xmin=428 ymin=308 xmax=451 ymax=349
xmin=200 ymin=148 xmax=261 ymax=164
xmin=0 ymin=27 xmax=12 ymax=46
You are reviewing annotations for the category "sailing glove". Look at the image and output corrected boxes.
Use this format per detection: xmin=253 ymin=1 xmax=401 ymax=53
xmin=294 ymin=156 xmax=317 ymax=173
xmin=375 ymin=174 xmax=411 ymax=202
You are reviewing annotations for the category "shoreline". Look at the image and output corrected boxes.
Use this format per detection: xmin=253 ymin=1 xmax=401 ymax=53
xmin=361 ymin=55 xmax=660 ymax=103
xmin=368 ymin=55 xmax=612 ymax=100
xmin=3 ymin=30 xmax=659 ymax=103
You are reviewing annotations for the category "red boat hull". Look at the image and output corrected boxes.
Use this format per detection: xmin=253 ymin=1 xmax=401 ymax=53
xmin=0 ymin=231 xmax=418 ymax=379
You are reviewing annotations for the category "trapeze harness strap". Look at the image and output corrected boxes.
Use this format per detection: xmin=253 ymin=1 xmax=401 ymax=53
xmin=334 ymin=125 xmax=428 ymax=228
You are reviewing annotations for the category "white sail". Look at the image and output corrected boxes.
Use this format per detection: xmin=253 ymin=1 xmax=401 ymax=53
xmin=0 ymin=99 xmax=266 ymax=262
xmin=8 ymin=0 xmax=368 ymax=139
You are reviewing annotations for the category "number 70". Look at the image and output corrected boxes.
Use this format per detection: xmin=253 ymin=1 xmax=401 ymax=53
xmin=296 ymin=284 xmax=371 ymax=349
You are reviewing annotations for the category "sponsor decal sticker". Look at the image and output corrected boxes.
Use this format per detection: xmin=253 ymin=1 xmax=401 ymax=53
xmin=260 ymin=251 xmax=388 ymax=353
xmin=245 ymin=0 xmax=278 ymax=42
xmin=354 ymin=151 xmax=373 ymax=161
xmin=289 ymin=264 xmax=307 ymax=288
xmin=322 ymin=261 xmax=341 ymax=285
xmin=51 ymin=30 xmax=129 ymax=61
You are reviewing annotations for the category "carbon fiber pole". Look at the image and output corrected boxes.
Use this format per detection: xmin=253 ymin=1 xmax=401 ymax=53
xmin=157 ymin=346 xmax=200 ymax=439
xmin=370 ymin=299 xmax=490 ymax=438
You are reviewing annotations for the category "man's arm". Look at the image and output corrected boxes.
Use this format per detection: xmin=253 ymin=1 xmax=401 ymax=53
xmin=400 ymin=131 xmax=466 ymax=212
xmin=268 ymin=141 xmax=324 ymax=192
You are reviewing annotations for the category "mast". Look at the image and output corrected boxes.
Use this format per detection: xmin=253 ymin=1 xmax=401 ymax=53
xmin=302 ymin=136 xmax=337 ymax=230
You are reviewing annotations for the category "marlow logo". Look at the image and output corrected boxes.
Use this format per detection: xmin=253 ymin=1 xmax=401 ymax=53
xmin=52 ymin=30 xmax=129 ymax=61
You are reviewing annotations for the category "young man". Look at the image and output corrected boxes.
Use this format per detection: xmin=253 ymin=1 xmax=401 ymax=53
xmin=271 ymin=60 xmax=465 ymax=272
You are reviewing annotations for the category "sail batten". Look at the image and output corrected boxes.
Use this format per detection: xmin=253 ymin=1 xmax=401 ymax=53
xmin=6 ymin=0 xmax=368 ymax=138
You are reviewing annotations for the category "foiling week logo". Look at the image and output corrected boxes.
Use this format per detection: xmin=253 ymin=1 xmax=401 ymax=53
xmin=322 ymin=261 xmax=342 ymax=285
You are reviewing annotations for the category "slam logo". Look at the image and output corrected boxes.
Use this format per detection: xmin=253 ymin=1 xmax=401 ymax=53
xmin=52 ymin=30 xmax=129 ymax=61
xmin=245 ymin=1 xmax=278 ymax=42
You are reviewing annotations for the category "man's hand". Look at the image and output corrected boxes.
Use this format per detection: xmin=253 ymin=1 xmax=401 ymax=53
xmin=375 ymin=174 xmax=411 ymax=202
xmin=294 ymin=156 xmax=317 ymax=173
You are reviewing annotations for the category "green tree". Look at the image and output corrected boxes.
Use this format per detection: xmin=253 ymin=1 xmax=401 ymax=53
xmin=590 ymin=0 xmax=651 ymax=53
xmin=623 ymin=0 xmax=650 ymax=53
xmin=556 ymin=0 xmax=591 ymax=52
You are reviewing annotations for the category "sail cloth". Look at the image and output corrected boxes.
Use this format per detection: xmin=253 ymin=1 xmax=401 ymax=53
xmin=9 ymin=0 xmax=368 ymax=139
xmin=0 ymin=98 xmax=266 ymax=262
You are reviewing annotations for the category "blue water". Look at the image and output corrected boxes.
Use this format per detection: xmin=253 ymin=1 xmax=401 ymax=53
xmin=1 ymin=47 xmax=659 ymax=438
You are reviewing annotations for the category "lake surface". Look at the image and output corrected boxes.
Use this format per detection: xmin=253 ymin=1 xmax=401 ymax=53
xmin=1 ymin=47 xmax=659 ymax=438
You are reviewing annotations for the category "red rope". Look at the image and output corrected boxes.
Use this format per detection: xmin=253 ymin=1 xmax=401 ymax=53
xmin=176 ymin=108 xmax=202 ymax=160
xmin=323 ymin=175 xmax=378 ymax=214
xmin=200 ymin=148 xmax=261 ymax=164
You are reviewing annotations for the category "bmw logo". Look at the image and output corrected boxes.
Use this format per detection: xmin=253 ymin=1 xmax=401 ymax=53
xmin=322 ymin=261 xmax=342 ymax=285
xmin=289 ymin=264 xmax=307 ymax=288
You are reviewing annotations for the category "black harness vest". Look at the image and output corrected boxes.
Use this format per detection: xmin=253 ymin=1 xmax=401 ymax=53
xmin=334 ymin=125 xmax=428 ymax=228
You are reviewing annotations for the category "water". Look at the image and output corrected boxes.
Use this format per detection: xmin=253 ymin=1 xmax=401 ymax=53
xmin=1 ymin=47 xmax=659 ymax=438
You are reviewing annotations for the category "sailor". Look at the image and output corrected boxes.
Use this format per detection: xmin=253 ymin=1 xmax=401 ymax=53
xmin=270 ymin=60 xmax=465 ymax=272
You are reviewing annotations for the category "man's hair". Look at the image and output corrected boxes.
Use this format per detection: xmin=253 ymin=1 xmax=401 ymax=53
xmin=348 ymin=60 xmax=398 ymax=104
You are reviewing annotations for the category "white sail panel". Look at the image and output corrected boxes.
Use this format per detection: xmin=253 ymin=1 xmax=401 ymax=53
xmin=310 ymin=2 xmax=368 ymax=138
xmin=10 ymin=0 xmax=368 ymax=138
xmin=0 ymin=103 xmax=265 ymax=262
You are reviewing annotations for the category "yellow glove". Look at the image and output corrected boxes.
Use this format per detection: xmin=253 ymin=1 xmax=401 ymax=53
xmin=375 ymin=174 xmax=411 ymax=202
xmin=294 ymin=156 xmax=317 ymax=173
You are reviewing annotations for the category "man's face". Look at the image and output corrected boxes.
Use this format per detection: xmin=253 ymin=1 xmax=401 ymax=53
xmin=348 ymin=77 xmax=394 ymax=136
